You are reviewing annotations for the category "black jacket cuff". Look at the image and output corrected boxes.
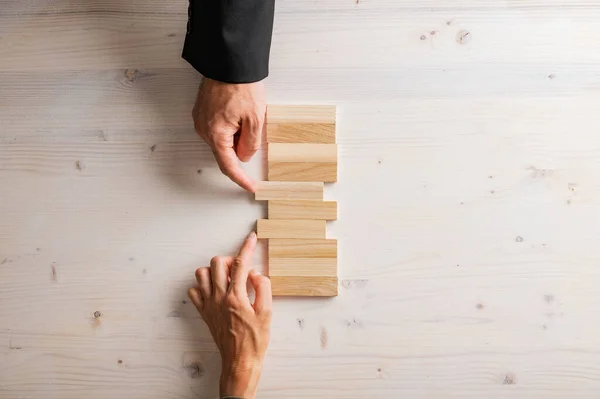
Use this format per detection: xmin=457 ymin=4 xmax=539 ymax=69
xmin=182 ymin=0 xmax=275 ymax=84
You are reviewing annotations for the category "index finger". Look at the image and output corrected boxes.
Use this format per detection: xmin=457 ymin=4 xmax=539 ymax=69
xmin=214 ymin=146 xmax=257 ymax=192
xmin=230 ymin=231 xmax=258 ymax=294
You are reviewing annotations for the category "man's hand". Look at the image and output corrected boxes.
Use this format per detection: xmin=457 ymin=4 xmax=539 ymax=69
xmin=188 ymin=232 xmax=272 ymax=399
xmin=192 ymin=78 xmax=266 ymax=192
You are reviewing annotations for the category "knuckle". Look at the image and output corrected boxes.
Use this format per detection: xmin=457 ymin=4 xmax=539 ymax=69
xmin=247 ymin=113 xmax=262 ymax=129
xmin=210 ymin=256 xmax=221 ymax=268
xmin=195 ymin=267 xmax=205 ymax=280
xmin=224 ymin=293 xmax=238 ymax=307
xmin=233 ymin=256 xmax=245 ymax=268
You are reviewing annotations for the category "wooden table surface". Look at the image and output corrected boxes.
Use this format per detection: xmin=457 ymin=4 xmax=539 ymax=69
xmin=2 ymin=0 xmax=600 ymax=398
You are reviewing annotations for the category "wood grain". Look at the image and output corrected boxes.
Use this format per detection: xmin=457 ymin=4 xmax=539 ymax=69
xmin=4 ymin=0 xmax=600 ymax=397
xmin=270 ymin=276 xmax=338 ymax=297
xmin=269 ymin=258 xmax=337 ymax=277
xmin=266 ymin=124 xmax=336 ymax=144
xmin=268 ymin=200 xmax=337 ymax=220
xmin=256 ymin=219 xmax=326 ymax=239
xmin=268 ymin=239 xmax=338 ymax=258
xmin=266 ymin=105 xmax=336 ymax=124
xmin=268 ymin=162 xmax=338 ymax=182
xmin=268 ymin=143 xmax=337 ymax=163
xmin=255 ymin=181 xmax=324 ymax=201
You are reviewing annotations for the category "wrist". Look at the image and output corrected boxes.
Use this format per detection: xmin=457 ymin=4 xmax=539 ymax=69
xmin=220 ymin=363 xmax=262 ymax=399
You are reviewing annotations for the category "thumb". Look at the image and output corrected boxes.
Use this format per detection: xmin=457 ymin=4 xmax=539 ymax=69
xmin=249 ymin=270 xmax=272 ymax=315
xmin=236 ymin=113 xmax=263 ymax=163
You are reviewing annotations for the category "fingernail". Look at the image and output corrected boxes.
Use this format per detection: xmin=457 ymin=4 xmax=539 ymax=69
xmin=248 ymin=231 xmax=257 ymax=239
xmin=251 ymin=269 xmax=261 ymax=276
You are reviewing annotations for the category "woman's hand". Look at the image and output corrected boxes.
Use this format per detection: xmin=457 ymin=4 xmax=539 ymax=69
xmin=188 ymin=232 xmax=272 ymax=399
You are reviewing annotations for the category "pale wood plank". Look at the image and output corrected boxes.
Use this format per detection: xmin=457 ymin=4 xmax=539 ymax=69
xmin=270 ymin=276 xmax=338 ymax=297
xmin=267 ymin=143 xmax=338 ymax=181
xmin=266 ymin=105 xmax=336 ymax=124
xmin=255 ymin=181 xmax=324 ymax=201
xmin=268 ymin=239 xmax=338 ymax=258
xmin=268 ymin=162 xmax=337 ymax=182
xmin=268 ymin=143 xmax=337 ymax=163
xmin=269 ymin=258 xmax=337 ymax=277
xmin=256 ymin=220 xmax=326 ymax=239
xmin=268 ymin=200 xmax=337 ymax=220
xmin=266 ymin=124 xmax=336 ymax=144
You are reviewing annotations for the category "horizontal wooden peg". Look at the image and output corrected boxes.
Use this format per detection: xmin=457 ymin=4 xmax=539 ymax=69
xmin=269 ymin=258 xmax=337 ymax=277
xmin=268 ymin=239 xmax=337 ymax=258
xmin=255 ymin=181 xmax=324 ymax=201
xmin=268 ymin=143 xmax=337 ymax=163
xmin=267 ymin=123 xmax=336 ymax=144
xmin=268 ymin=143 xmax=337 ymax=182
xmin=257 ymin=219 xmax=326 ymax=239
xmin=268 ymin=200 xmax=337 ymax=220
xmin=270 ymin=276 xmax=338 ymax=297
xmin=268 ymin=162 xmax=337 ymax=182
xmin=266 ymin=105 xmax=336 ymax=124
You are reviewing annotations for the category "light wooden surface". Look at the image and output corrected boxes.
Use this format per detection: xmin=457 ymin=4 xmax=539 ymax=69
xmin=255 ymin=181 xmax=324 ymax=201
xmin=268 ymin=142 xmax=338 ymax=182
xmin=2 ymin=0 xmax=600 ymax=397
xmin=268 ymin=239 xmax=338 ymax=259
xmin=266 ymin=124 xmax=336 ymax=144
xmin=269 ymin=258 xmax=337 ymax=277
xmin=257 ymin=219 xmax=327 ymax=239
xmin=268 ymin=200 xmax=338 ymax=220
xmin=266 ymin=105 xmax=337 ymax=124
xmin=270 ymin=276 xmax=339 ymax=297
xmin=268 ymin=143 xmax=338 ymax=163
xmin=268 ymin=143 xmax=338 ymax=182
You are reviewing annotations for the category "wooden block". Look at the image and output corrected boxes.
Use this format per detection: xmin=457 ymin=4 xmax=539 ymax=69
xmin=268 ymin=200 xmax=337 ymax=220
xmin=268 ymin=143 xmax=338 ymax=182
xmin=257 ymin=219 xmax=326 ymax=239
xmin=268 ymin=162 xmax=337 ymax=182
xmin=268 ymin=239 xmax=337 ymax=258
xmin=270 ymin=276 xmax=338 ymax=297
xmin=268 ymin=143 xmax=337 ymax=163
xmin=267 ymin=124 xmax=336 ymax=144
xmin=255 ymin=181 xmax=324 ymax=201
xmin=266 ymin=105 xmax=336 ymax=124
xmin=269 ymin=258 xmax=337 ymax=277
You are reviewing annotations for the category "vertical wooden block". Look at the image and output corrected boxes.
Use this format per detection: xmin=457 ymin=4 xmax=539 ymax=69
xmin=270 ymin=276 xmax=338 ymax=297
xmin=257 ymin=219 xmax=326 ymax=239
xmin=267 ymin=124 xmax=336 ymax=144
xmin=255 ymin=181 xmax=324 ymax=201
xmin=268 ymin=143 xmax=338 ymax=182
xmin=268 ymin=200 xmax=337 ymax=220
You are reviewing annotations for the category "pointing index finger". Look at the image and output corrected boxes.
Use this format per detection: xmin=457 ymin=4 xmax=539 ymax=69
xmin=214 ymin=146 xmax=257 ymax=192
xmin=238 ymin=231 xmax=257 ymax=261
xmin=230 ymin=231 xmax=258 ymax=294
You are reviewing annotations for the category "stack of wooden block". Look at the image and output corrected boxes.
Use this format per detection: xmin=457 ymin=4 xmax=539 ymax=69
xmin=255 ymin=105 xmax=338 ymax=297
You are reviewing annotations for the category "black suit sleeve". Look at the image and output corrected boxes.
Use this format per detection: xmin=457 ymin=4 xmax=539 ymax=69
xmin=182 ymin=0 xmax=275 ymax=84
